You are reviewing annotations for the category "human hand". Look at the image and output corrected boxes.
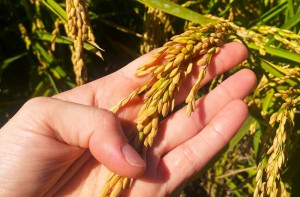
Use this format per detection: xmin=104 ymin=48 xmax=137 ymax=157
xmin=0 ymin=42 xmax=256 ymax=196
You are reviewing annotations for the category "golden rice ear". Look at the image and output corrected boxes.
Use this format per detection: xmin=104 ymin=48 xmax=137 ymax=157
xmin=254 ymin=107 xmax=296 ymax=197
xmin=140 ymin=5 xmax=175 ymax=55
xmin=66 ymin=0 xmax=100 ymax=85
xmin=100 ymin=173 xmax=132 ymax=197
xmin=102 ymin=22 xmax=238 ymax=197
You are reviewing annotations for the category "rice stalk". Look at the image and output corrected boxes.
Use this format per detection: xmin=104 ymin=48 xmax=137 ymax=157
xmin=101 ymin=22 xmax=239 ymax=197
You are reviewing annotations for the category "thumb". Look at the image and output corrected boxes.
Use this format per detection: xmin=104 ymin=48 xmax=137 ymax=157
xmin=12 ymin=97 xmax=145 ymax=178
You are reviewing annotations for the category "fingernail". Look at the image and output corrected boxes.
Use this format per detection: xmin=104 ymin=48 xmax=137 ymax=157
xmin=122 ymin=144 xmax=145 ymax=167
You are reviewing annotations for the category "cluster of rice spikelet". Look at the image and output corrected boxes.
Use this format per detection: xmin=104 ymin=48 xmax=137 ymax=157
xmin=101 ymin=22 xmax=238 ymax=197
xmin=140 ymin=5 xmax=175 ymax=54
xmin=206 ymin=14 xmax=300 ymax=56
xmin=254 ymin=108 xmax=295 ymax=197
xmin=51 ymin=19 xmax=63 ymax=51
xmin=66 ymin=0 xmax=96 ymax=85
xmin=18 ymin=23 xmax=31 ymax=50
xmin=253 ymin=26 xmax=300 ymax=54
xmin=251 ymin=66 xmax=299 ymax=196
xmin=205 ymin=15 xmax=268 ymax=56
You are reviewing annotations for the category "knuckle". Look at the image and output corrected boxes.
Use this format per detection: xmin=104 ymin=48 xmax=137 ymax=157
xmin=102 ymin=110 xmax=117 ymax=122
xmin=181 ymin=144 xmax=199 ymax=174
xmin=92 ymin=108 xmax=119 ymax=127
xmin=23 ymin=96 xmax=50 ymax=109
xmin=208 ymin=123 xmax=229 ymax=144
xmin=13 ymin=97 xmax=53 ymax=126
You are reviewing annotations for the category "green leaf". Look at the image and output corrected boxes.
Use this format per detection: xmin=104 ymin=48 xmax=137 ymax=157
xmin=253 ymin=124 xmax=262 ymax=159
xmin=262 ymin=88 xmax=275 ymax=112
xmin=0 ymin=52 xmax=28 ymax=81
xmin=53 ymin=66 xmax=67 ymax=78
xmin=35 ymin=31 xmax=104 ymax=59
xmin=33 ymin=42 xmax=53 ymax=65
xmin=281 ymin=10 xmax=300 ymax=29
xmin=137 ymin=0 xmax=214 ymax=24
xmin=0 ymin=52 xmax=27 ymax=70
xmin=287 ymin=0 xmax=295 ymax=18
xmin=248 ymin=43 xmax=300 ymax=64
xmin=41 ymin=0 xmax=67 ymax=22
xmin=35 ymin=31 xmax=72 ymax=45
xmin=46 ymin=72 xmax=59 ymax=94
xmin=32 ymin=79 xmax=54 ymax=97
xmin=254 ymin=1 xmax=287 ymax=25
xmin=228 ymin=115 xmax=255 ymax=151
xmin=260 ymin=59 xmax=298 ymax=86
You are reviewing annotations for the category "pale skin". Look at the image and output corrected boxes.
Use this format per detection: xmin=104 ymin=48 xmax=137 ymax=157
xmin=0 ymin=42 xmax=256 ymax=196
